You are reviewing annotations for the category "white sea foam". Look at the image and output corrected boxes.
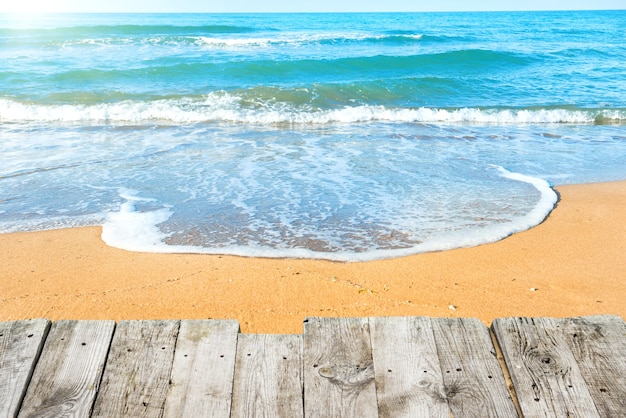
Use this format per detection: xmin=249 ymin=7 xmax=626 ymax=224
xmin=192 ymin=32 xmax=422 ymax=49
xmin=100 ymin=189 xmax=173 ymax=252
xmin=1 ymin=97 xmax=623 ymax=126
xmin=99 ymin=168 xmax=557 ymax=262
xmin=194 ymin=36 xmax=276 ymax=48
xmin=0 ymin=213 xmax=104 ymax=234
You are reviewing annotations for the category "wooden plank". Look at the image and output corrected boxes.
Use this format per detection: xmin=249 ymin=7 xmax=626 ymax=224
xmin=0 ymin=319 xmax=50 ymax=418
xmin=493 ymin=317 xmax=600 ymax=417
xmin=431 ymin=318 xmax=518 ymax=417
xmin=17 ymin=320 xmax=115 ymax=417
xmin=91 ymin=320 xmax=180 ymax=418
xmin=163 ymin=319 xmax=239 ymax=418
xmin=369 ymin=316 xmax=448 ymax=418
xmin=560 ymin=315 xmax=626 ymax=417
xmin=231 ymin=334 xmax=303 ymax=418
xmin=303 ymin=317 xmax=377 ymax=418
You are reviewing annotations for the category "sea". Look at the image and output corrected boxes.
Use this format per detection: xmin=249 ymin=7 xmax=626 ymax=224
xmin=1 ymin=11 xmax=625 ymax=261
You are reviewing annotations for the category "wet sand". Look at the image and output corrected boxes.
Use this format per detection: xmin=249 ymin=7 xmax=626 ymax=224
xmin=1 ymin=181 xmax=624 ymax=334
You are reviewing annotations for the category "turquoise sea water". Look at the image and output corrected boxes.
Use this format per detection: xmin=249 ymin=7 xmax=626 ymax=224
xmin=1 ymin=11 xmax=625 ymax=260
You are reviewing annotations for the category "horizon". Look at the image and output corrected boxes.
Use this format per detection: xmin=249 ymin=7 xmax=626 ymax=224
xmin=2 ymin=10 xmax=625 ymax=15
xmin=2 ymin=9 xmax=625 ymax=14
xmin=1 ymin=0 xmax=624 ymax=14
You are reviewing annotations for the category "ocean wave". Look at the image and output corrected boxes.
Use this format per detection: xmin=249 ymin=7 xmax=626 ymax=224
xmin=1 ymin=96 xmax=624 ymax=125
xmin=236 ymin=50 xmax=530 ymax=74
xmin=33 ymin=50 xmax=524 ymax=86
xmin=51 ymin=32 xmax=430 ymax=49
xmin=5 ymin=25 xmax=435 ymax=50
xmin=193 ymin=32 xmax=427 ymax=49
xmin=2 ymin=24 xmax=267 ymax=49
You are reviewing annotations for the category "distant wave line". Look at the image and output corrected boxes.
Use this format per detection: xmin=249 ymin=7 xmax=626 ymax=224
xmin=4 ymin=30 xmax=446 ymax=49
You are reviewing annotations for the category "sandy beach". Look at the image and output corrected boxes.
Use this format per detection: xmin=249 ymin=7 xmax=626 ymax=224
xmin=1 ymin=181 xmax=624 ymax=334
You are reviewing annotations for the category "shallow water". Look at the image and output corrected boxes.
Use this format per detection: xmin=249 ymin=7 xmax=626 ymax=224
xmin=1 ymin=12 xmax=625 ymax=260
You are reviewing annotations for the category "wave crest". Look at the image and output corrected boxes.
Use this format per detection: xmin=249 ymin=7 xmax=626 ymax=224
xmin=1 ymin=97 xmax=624 ymax=125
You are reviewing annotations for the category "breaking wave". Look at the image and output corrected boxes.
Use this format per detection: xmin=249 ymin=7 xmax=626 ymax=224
xmin=1 ymin=97 xmax=624 ymax=125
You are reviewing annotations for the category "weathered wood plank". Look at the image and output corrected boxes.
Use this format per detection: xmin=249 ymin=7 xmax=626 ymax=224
xmin=231 ymin=334 xmax=303 ymax=418
xmin=493 ymin=317 xmax=600 ymax=417
xmin=17 ymin=320 xmax=115 ymax=417
xmin=431 ymin=318 xmax=518 ymax=417
xmin=0 ymin=319 xmax=50 ymax=418
xmin=163 ymin=320 xmax=239 ymax=418
xmin=369 ymin=316 xmax=448 ymax=418
xmin=91 ymin=320 xmax=180 ymax=418
xmin=560 ymin=315 xmax=626 ymax=417
xmin=303 ymin=317 xmax=377 ymax=418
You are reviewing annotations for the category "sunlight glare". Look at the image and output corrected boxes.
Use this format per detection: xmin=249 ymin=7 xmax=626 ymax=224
xmin=1 ymin=0 xmax=72 ymax=13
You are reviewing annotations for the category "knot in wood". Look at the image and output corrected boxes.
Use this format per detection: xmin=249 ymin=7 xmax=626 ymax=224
xmin=318 ymin=363 xmax=375 ymax=390
xmin=527 ymin=349 xmax=569 ymax=375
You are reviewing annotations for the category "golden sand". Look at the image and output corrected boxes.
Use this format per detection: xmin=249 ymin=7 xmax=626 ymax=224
xmin=1 ymin=181 xmax=624 ymax=334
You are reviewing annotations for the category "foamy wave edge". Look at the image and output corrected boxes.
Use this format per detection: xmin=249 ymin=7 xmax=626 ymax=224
xmin=100 ymin=167 xmax=557 ymax=262
xmin=1 ymin=97 xmax=624 ymax=125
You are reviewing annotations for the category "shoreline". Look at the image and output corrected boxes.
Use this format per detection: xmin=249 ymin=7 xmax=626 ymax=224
xmin=1 ymin=181 xmax=625 ymax=334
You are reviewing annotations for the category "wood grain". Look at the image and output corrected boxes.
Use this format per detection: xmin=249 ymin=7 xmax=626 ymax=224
xmin=4 ymin=316 xmax=623 ymax=417
xmin=231 ymin=334 xmax=303 ymax=418
xmin=493 ymin=317 xmax=600 ymax=417
xmin=18 ymin=320 xmax=115 ymax=418
xmin=91 ymin=320 xmax=179 ymax=418
xmin=432 ymin=318 xmax=518 ymax=417
xmin=0 ymin=319 xmax=50 ymax=418
xmin=560 ymin=315 xmax=626 ymax=417
xmin=369 ymin=316 xmax=448 ymax=418
xmin=163 ymin=319 xmax=239 ymax=418
xmin=303 ymin=317 xmax=377 ymax=418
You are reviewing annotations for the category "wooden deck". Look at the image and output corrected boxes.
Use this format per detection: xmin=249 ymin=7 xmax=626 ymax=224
xmin=1 ymin=315 xmax=624 ymax=417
